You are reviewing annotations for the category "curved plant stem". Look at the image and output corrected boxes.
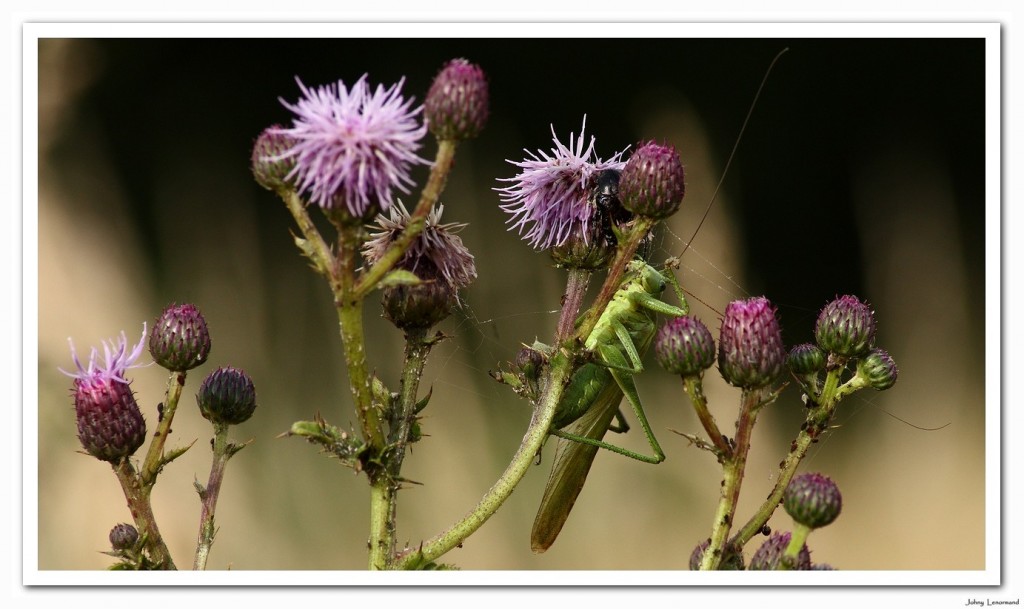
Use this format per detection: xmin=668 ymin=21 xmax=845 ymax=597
xmin=683 ymin=376 xmax=732 ymax=458
xmin=699 ymin=387 xmax=767 ymax=570
xmin=393 ymin=351 xmax=574 ymax=570
xmin=141 ymin=371 xmax=186 ymax=486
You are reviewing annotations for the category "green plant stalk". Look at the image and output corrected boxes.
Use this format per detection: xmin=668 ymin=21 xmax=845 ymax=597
xmin=730 ymin=366 xmax=845 ymax=548
xmin=393 ymin=350 xmax=575 ymax=570
xmin=683 ymin=376 xmax=733 ymax=457
xmin=112 ymin=459 xmax=175 ymax=569
xmin=141 ymin=370 xmax=186 ymax=486
xmin=279 ymin=188 xmax=337 ymax=284
xmin=193 ymin=421 xmax=243 ymax=570
xmin=356 ymin=139 xmax=458 ymax=299
xmin=780 ymin=522 xmax=812 ymax=570
xmin=383 ymin=327 xmax=434 ymax=567
xmin=699 ymin=387 xmax=766 ymax=570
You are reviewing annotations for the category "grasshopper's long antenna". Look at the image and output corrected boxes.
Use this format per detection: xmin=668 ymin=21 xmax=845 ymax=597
xmin=678 ymin=47 xmax=789 ymax=260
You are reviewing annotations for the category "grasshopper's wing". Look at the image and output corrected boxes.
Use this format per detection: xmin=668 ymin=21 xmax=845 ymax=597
xmin=530 ymin=380 xmax=622 ymax=553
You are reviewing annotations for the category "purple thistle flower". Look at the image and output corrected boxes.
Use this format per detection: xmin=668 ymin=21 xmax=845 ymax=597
xmin=272 ymin=75 xmax=429 ymax=217
xmin=495 ymin=117 xmax=626 ymax=250
xmin=60 ymin=324 xmax=149 ymax=462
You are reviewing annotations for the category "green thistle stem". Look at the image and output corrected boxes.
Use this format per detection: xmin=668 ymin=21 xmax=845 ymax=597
xmin=141 ymin=370 xmax=186 ymax=486
xmin=700 ymin=387 xmax=766 ymax=570
xmin=112 ymin=459 xmax=175 ymax=569
xmin=393 ymin=350 xmax=574 ymax=570
xmin=683 ymin=376 xmax=732 ymax=458
xmin=780 ymin=523 xmax=812 ymax=570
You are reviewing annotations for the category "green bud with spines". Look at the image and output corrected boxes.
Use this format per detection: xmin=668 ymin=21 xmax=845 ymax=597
xmin=149 ymin=303 xmax=211 ymax=372
xmin=857 ymin=348 xmax=899 ymax=390
xmin=787 ymin=343 xmax=825 ymax=376
xmin=815 ymin=295 xmax=876 ymax=358
xmin=655 ymin=316 xmax=716 ymax=377
xmin=197 ymin=367 xmax=257 ymax=426
xmin=784 ymin=472 xmax=843 ymax=530
xmin=618 ymin=141 xmax=686 ymax=220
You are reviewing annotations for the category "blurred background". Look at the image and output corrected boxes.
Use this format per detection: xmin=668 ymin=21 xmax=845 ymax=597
xmin=35 ymin=36 xmax=986 ymax=571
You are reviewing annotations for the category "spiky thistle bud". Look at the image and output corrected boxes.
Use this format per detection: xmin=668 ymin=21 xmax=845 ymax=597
xmin=618 ymin=141 xmax=685 ymax=220
xmin=857 ymin=348 xmax=899 ymax=390
xmin=149 ymin=303 xmax=211 ymax=372
xmin=787 ymin=343 xmax=825 ymax=376
xmin=655 ymin=316 xmax=716 ymax=377
xmin=784 ymin=472 xmax=843 ymax=530
xmin=61 ymin=325 xmax=149 ymax=463
xmin=251 ymin=125 xmax=297 ymax=191
xmin=425 ymin=58 xmax=489 ymax=141
xmin=688 ymin=539 xmax=745 ymax=570
xmin=109 ymin=523 xmax=139 ymax=551
xmin=197 ymin=367 xmax=257 ymax=426
xmin=815 ymin=295 xmax=876 ymax=358
xmin=749 ymin=531 xmax=811 ymax=570
xmin=718 ymin=296 xmax=785 ymax=389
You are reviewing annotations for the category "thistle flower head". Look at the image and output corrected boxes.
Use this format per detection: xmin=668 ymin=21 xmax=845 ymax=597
xmin=197 ymin=367 xmax=257 ymax=426
xmin=271 ymin=75 xmax=429 ymax=217
xmin=815 ymin=294 xmax=876 ymax=358
xmin=787 ymin=342 xmax=826 ymax=376
xmin=363 ymin=202 xmax=476 ymax=330
xmin=618 ymin=141 xmax=686 ymax=219
xmin=250 ymin=125 xmax=297 ymax=192
xmin=425 ymin=58 xmax=489 ymax=141
xmin=655 ymin=315 xmax=716 ymax=377
xmin=109 ymin=523 xmax=139 ymax=551
xmin=784 ymin=472 xmax=843 ymax=530
xmin=688 ymin=539 xmax=745 ymax=571
xmin=857 ymin=347 xmax=899 ymax=390
xmin=718 ymin=297 xmax=786 ymax=389
xmin=749 ymin=531 xmax=811 ymax=570
xmin=495 ymin=117 xmax=626 ymax=250
xmin=149 ymin=303 xmax=211 ymax=372
xmin=60 ymin=324 xmax=149 ymax=463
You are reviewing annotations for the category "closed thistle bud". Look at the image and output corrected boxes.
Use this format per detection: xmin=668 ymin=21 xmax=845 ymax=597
xmin=688 ymin=539 xmax=745 ymax=570
xmin=655 ymin=316 xmax=716 ymax=377
xmin=618 ymin=141 xmax=686 ymax=220
xmin=109 ymin=523 xmax=139 ymax=551
xmin=784 ymin=472 xmax=843 ymax=530
xmin=815 ymin=295 xmax=876 ymax=358
xmin=749 ymin=531 xmax=811 ymax=570
xmin=197 ymin=367 xmax=257 ymax=426
xmin=787 ymin=343 xmax=825 ymax=376
xmin=149 ymin=303 xmax=211 ymax=372
xmin=515 ymin=345 xmax=545 ymax=384
xmin=857 ymin=348 xmax=899 ymax=390
xmin=425 ymin=58 xmax=489 ymax=141
xmin=382 ymin=278 xmax=455 ymax=331
xmin=251 ymin=125 xmax=297 ymax=191
xmin=718 ymin=297 xmax=785 ymax=389
xmin=61 ymin=325 xmax=149 ymax=463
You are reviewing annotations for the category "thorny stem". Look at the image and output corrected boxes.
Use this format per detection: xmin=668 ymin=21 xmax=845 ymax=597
xmin=356 ymin=140 xmax=459 ymax=299
xmin=141 ymin=371 xmax=186 ymax=486
xmin=554 ymin=268 xmax=591 ymax=345
xmin=575 ymin=217 xmax=655 ymax=343
xmin=393 ymin=350 xmax=575 ymax=570
xmin=112 ymin=459 xmax=175 ymax=569
xmin=279 ymin=188 xmax=337 ymax=284
xmin=700 ymin=387 xmax=768 ymax=570
xmin=384 ymin=328 xmax=434 ymax=566
xmin=193 ymin=422 xmax=247 ymax=570
xmin=683 ymin=376 xmax=733 ymax=458
xmin=730 ymin=366 xmax=845 ymax=549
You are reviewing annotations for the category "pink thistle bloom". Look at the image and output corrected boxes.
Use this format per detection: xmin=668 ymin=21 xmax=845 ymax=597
xmin=496 ymin=117 xmax=626 ymax=250
xmin=272 ymin=75 xmax=429 ymax=217
xmin=60 ymin=323 xmax=149 ymax=388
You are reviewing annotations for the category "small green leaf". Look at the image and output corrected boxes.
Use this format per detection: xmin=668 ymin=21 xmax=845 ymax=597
xmin=378 ymin=269 xmax=423 ymax=289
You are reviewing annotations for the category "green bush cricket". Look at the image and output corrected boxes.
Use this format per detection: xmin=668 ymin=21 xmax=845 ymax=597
xmin=531 ymin=258 xmax=690 ymax=552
